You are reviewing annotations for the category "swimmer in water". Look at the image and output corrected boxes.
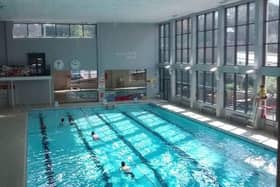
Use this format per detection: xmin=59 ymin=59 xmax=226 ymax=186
xmin=120 ymin=161 xmax=135 ymax=178
xmin=91 ymin=131 xmax=99 ymax=140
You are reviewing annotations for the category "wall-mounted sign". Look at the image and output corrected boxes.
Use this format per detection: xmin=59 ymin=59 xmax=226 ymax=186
xmin=70 ymin=59 xmax=81 ymax=70
xmin=53 ymin=59 xmax=64 ymax=71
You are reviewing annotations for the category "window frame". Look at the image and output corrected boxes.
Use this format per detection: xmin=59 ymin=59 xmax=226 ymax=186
xmin=224 ymin=72 xmax=253 ymax=113
xmin=12 ymin=23 xmax=97 ymax=39
xmin=264 ymin=0 xmax=280 ymax=67
xmin=196 ymin=71 xmax=216 ymax=104
xmin=224 ymin=2 xmax=256 ymax=66
xmin=159 ymin=23 xmax=171 ymax=64
xmin=196 ymin=11 xmax=218 ymax=64
xmin=175 ymin=18 xmax=192 ymax=64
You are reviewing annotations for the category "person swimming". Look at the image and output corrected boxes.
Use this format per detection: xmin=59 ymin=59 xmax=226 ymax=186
xmin=120 ymin=161 xmax=135 ymax=178
xmin=59 ymin=118 xmax=64 ymax=126
xmin=91 ymin=131 xmax=99 ymax=140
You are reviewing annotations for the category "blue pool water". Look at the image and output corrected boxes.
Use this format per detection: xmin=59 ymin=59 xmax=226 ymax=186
xmin=27 ymin=103 xmax=277 ymax=187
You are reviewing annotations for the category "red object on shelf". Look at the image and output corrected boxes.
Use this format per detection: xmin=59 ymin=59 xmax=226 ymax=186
xmin=115 ymin=95 xmax=133 ymax=101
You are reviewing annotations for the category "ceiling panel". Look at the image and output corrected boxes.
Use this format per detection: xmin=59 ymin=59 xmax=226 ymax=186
xmin=0 ymin=0 xmax=240 ymax=23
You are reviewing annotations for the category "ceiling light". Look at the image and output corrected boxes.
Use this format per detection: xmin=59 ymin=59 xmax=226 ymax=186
xmin=210 ymin=67 xmax=218 ymax=72
xmin=184 ymin=66 xmax=191 ymax=71
xmin=165 ymin=65 xmax=171 ymax=69
xmin=246 ymin=69 xmax=255 ymax=74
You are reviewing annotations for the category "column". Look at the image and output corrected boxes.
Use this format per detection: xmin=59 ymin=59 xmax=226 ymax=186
xmin=190 ymin=15 xmax=197 ymax=108
xmin=216 ymin=7 xmax=225 ymax=117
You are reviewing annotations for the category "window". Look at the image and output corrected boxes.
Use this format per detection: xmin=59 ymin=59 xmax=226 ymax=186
xmin=224 ymin=73 xmax=254 ymax=113
xmin=225 ymin=3 xmax=256 ymax=66
xmin=70 ymin=25 xmax=83 ymax=38
xmin=159 ymin=68 xmax=170 ymax=100
xmin=197 ymin=11 xmax=218 ymax=64
xmin=56 ymin=24 xmax=69 ymax=37
xmin=175 ymin=18 xmax=191 ymax=64
xmin=83 ymin=25 xmax=96 ymax=38
xmin=43 ymin=24 xmax=56 ymax=37
xmin=264 ymin=76 xmax=278 ymax=121
xmin=175 ymin=70 xmax=191 ymax=98
xmin=159 ymin=23 xmax=170 ymax=63
xmin=264 ymin=0 xmax=280 ymax=66
xmin=28 ymin=24 xmax=42 ymax=37
xmin=13 ymin=23 xmax=96 ymax=39
xmin=13 ymin=24 xmax=27 ymax=38
xmin=196 ymin=71 xmax=216 ymax=104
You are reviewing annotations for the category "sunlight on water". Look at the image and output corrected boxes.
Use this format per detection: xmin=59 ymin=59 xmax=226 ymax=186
xmin=27 ymin=104 xmax=277 ymax=187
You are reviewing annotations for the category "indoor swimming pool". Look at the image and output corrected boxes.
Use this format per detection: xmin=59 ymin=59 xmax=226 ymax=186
xmin=27 ymin=103 xmax=277 ymax=187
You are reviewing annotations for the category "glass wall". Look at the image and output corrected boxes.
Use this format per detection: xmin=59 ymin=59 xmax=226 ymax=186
xmin=265 ymin=0 xmax=280 ymax=67
xmin=197 ymin=11 xmax=218 ymax=64
xmin=225 ymin=2 xmax=256 ymax=66
xmin=175 ymin=18 xmax=192 ymax=64
xmin=159 ymin=23 xmax=170 ymax=64
xmin=197 ymin=71 xmax=216 ymax=104
xmin=175 ymin=70 xmax=191 ymax=98
xmin=224 ymin=73 xmax=254 ymax=113
xmin=157 ymin=0 xmax=280 ymax=128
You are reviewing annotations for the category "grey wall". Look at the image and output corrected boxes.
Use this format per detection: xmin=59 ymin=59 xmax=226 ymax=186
xmin=5 ymin=22 xmax=97 ymax=70
xmin=0 ymin=22 xmax=6 ymax=64
xmin=98 ymin=23 xmax=158 ymax=97
xmin=0 ymin=22 xmax=159 ymax=106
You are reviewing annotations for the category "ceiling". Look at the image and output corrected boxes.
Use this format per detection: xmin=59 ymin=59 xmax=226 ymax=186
xmin=0 ymin=0 xmax=240 ymax=23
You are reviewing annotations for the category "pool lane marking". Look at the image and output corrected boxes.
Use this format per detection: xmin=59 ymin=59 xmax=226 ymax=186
xmin=38 ymin=113 xmax=56 ymax=186
xmin=80 ymin=108 xmax=161 ymax=187
xmin=66 ymin=113 xmax=112 ymax=187
xmin=121 ymin=112 xmax=219 ymax=185
xmin=93 ymin=112 xmax=168 ymax=187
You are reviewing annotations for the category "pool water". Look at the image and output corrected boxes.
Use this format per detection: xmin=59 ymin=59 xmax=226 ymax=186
xmin=27 ymin=103 xmax=277 ymax=187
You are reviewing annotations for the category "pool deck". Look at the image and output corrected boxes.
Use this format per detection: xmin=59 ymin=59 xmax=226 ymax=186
xmin=0 ymin=100 xmax=277 ymax=187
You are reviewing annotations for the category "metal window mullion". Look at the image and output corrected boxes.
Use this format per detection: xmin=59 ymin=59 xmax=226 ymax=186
xmin=168 ymin=23 xmax=171 ymax=63
xmin=211 ymin=72 xmax=214 ymax=104
xmin=245 ymin=4 xmax=250 ymax=66
xmin=212 ymin=12 xmax=215 ymax=64
xmin=27 ymin=23 xmax=29 ymax=37
xmin=55 ymin=24 xmax=57 ymax=37
xmin=278 ymin=1 xmax=280 ymax=67
xmin=202 ymin=71 xmax=205 ymax=102
xmin=225 ymin=9 xmax=228 ymax=65
xmin=234 ymin=6 xmax=238 ymax=66
xmin=196 ymin=72 xmax=198 ymax=100
xmin=203 ymin=15 xmax=207 ymax=64
xmin=175 ymin=22 xmax=178 ymax=63
xmin=196 ymin=17 xmax=199 ymax=64
xmin=163 ymin=24 xmax=166 ymax=63
xmin=233 ymin=73 xmax=237 ymax=110
xmin=224 ymin=73 xmax=227 ymax=107
xmin=245 ymin=74 xmax=249 ymax=113
xmin=69 ymin=24 xmax=71 ymax=37
xmin=159 ymin=25 xmax=161 ymax=63
xmin=181 ymin=70 xmax=184 ymax=97
xmin=181 ymin=20 xmax=183 ymax=63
